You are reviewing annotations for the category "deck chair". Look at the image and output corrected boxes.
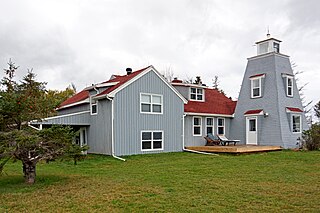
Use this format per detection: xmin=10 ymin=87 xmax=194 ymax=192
xmin=217 ymin=135 xmax=240 ymax=146
xmin=204 ymin=133 xmax=221 ymax=146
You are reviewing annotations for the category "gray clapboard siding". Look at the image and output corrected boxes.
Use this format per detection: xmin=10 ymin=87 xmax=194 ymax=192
xmin=184 ymin=116 xmax=232 ymax=146
xmin=41 ymin=111 xmax=90 ymax=125
xmin=113 ymin=70 xmax=184 ymax=156
xmin=86 ymin=99 xmax=112 ymax=155
xmin=230 ymin=53 xmax=308 ymax=148
xmin=58 ymin=104 xmax=90 ymax=115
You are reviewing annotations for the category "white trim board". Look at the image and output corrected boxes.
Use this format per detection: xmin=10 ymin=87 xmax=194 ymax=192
xmin=41 ymin=110 xmax=90 ymax=121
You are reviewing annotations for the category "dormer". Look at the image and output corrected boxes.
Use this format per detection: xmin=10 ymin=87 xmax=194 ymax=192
xmin=256 ymin=36 xmax=281 ymax=55
xmin=171 ymin=77 xmax=207 ymax=102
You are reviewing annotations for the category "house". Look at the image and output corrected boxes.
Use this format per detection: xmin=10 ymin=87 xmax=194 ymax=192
xmin=170 ymin=79 xmax=237 ymax=147
xmin=36 ymin=66 xmax=187 ymax=157
xmin=32 ymin=35 xmax=308 ymax=156
xmin=229 ymin=35 xmax=308 ymax=148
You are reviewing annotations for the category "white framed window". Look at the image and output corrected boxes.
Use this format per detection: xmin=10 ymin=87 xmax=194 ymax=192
xmin=90 ymin=97 xmax=98 ymax=115
xmin=217 ymin=118 xmax=225 ymax=135
xmin=141 ymin=131 xmax=163 ymax=151
xmin=286 ymin=76 xmax=293 ymax=97
xmin=193 ymin=117 xmax=202 ymax=136
xmin=251 ymin=78 xmax=262 ymax=98
xmin=292 ymin=114 xmax=301 ymax=133
xmin=140 ymin=93 xmax=163 ymax=114
xmin=190 ymin=88 xmax=204 ymax=101
xmin=206 ymin=117 xmax=214 ymax=135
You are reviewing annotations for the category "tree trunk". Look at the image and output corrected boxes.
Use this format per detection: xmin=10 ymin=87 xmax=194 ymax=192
xmin=23 ymin=161 xmax=36 ymax=184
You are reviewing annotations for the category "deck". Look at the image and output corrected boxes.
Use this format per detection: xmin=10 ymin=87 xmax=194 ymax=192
xmin=185 ymin=145 xmax=282 ymax=154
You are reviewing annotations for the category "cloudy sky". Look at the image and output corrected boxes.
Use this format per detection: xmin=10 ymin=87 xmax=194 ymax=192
xmin=1 ymin=0 xmax=319 ymax=107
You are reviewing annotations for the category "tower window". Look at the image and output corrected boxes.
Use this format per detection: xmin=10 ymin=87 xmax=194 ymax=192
xmin=251 ymin=78 xmax=261 ymax=98
xmin=273 ymin=42 xmax=280 ymax=53
xmin=292 ymin=115 xmax=301 ymax=133
xmin=287 ymin=76 xmax=293 ymax=97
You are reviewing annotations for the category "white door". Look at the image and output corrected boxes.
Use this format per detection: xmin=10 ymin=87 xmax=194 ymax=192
xmin=246 ymin=116 xmax=257 ymax=145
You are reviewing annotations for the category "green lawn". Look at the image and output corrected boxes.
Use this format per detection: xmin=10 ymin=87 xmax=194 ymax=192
xmin=0 ymin=151 xmax=319 ymax=212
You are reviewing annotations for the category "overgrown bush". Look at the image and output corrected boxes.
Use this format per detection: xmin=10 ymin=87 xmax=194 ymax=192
xmin=302 ymin=123 xmax=320 ymax=150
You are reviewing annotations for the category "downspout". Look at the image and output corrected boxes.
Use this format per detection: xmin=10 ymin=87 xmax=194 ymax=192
xmin=106 ymin=95 xmax=126 ymax=161
xmin=182 ymin=114 xmax=219 ymax=156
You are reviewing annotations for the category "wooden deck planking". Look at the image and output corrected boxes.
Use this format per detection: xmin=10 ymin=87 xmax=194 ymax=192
xmin=185 ymin=145 xmax=282 ymax=153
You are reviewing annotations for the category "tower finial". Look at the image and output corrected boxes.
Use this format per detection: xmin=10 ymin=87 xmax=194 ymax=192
xmin=267 ymin=26 xmax=270 ymax=38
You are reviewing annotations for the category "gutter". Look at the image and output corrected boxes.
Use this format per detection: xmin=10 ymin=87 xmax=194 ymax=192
xmin=107 ymin=95 xmax=126 ymax=161
xmin=182 ymin=114 xmax=218 ymax=156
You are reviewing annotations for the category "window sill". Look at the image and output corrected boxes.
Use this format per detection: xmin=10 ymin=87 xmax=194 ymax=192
xmin=141 ymin=148 xmax=164 ymax=151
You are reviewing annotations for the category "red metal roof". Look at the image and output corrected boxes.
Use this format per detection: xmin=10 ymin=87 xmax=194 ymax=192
xmin=244 ymin=109 xmax=263 ymax=115
xmin=249 ymin=73 xmax=265 ymax=78
xmin=59 ymin=90 xmax=89 ymax=108
xmin=184 ymin=89 xmax=237 ymax=115
xmin=58 ymin=66 xmax=150 ymax=109
xmin=97 ymin=66 xmax=150 ymax=97
xmin=286 ymin=107 xmax=303 ymax=112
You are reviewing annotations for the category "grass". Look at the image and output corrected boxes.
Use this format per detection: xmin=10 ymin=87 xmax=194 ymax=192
xmin=0 ymin=151 xmax=319 ymax=212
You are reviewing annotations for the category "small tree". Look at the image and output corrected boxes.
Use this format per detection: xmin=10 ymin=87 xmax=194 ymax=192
xmin=0 ymin=126 xmax=87 ymax=184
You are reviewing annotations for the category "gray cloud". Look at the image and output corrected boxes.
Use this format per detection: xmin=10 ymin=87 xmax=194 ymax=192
xmin=0 ymin=0 xmax=319 ymax=105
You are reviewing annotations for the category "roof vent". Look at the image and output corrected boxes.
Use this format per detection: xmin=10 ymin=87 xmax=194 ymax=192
xmin=126 ymin=68 xmax=132 ymax=75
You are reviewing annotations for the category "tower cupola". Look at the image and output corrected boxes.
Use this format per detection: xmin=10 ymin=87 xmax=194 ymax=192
xmin=255 ymin=34 xmax=281 ymax=55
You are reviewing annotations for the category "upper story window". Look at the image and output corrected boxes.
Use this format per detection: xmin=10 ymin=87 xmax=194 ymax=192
xmin=287 ymin=76 xmax=293 ymax=97
xmin=282 ymin=74 xmax=294 ymax=97
xmin=251 ymin=78 xmax=261 ymax=98
xmin=90 ymin=97 xmax=98 ymax=115
xmin=190 ymin=88 xmax=204 ymax=101
xmin=217 ymin=118 xmax=225 ymax=135
xmin=140 ymin=93 xmax=163 ymax=114
xmin=273 ymin=42 xmax=280 ymax=53
xmin=250 ymin=74 xmax=265 ymax=99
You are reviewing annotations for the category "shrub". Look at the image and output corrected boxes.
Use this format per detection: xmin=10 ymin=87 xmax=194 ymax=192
xmin=302 ymin=123 xmax=320 ymax=150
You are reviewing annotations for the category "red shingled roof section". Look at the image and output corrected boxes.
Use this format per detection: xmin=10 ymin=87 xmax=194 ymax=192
xmin=97 ymin=66 xmax=150 ymax=97
xmin=249 ymin=73 xmax=265 ymax=78
xmin=59 ymin=90 xmax=89 ymax=108
xmin=286 ymin=107 xmax=303 ymax=112
xmin=184 ymin=89 xmax=237 ymax=115
xmin=58 ymin=66 xmax=151 ymax=109
xmin=244 ymin=109 xmax=263 ymax=115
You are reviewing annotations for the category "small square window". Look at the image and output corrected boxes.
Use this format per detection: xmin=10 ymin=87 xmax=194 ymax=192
xmin=190 ymin=88 xmax=204 ymax=101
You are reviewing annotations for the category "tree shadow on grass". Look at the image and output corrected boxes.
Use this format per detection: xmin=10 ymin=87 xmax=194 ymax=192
xmin=0 ymin=174 xmax=69 ymax=194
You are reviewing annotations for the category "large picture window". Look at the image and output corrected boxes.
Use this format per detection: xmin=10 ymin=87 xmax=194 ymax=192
xmin=206 ymin=117 xmax=214 ymax=135
xmin=292 ymin=115 xmax=301 ymax=133
xmin=251 ymin=78 xmax=261 ymax=98
xmin=141 ymin=131 xmax=163 ymax=151
xmin=140 ymin=93 xmax=163 ymax=114
xmin=190 ymin=88 xmax=204 ymax=101
xmin=193 ymin=117 xmax=202 ymax=136
xmin=217 ymin=118 xmax=225 ymax=135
